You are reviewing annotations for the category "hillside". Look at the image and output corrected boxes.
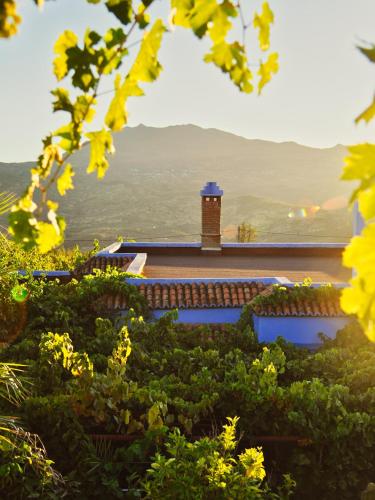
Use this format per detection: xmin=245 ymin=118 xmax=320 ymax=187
xmin=0 ymin=124 xmax=352 ymax=246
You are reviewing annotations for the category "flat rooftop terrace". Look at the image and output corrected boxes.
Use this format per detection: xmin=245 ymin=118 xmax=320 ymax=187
xmin=143 ymin=254 xmax=350 ymax=282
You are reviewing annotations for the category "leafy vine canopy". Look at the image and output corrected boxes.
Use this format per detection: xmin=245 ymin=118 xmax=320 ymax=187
xmin=0 ymin=0 xmax=278 ymax=253
xmin=339 ymin=43 xmax=375 ymax=341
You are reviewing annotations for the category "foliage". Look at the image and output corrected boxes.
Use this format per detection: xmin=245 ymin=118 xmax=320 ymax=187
xmin=0 ymin=236 xmax=98 ymax=342
xmin=340 ymin=43 xmax=375 ymax=341
xmin=0 ymin=0 xmax=279 ymax=252
xmin=0 ymin=192 xmax=17 ymax=215
xmin=237 ymin=221 xmax=257 ymax=242
xmin=251 ymin=278 xmax=341 ymax=310
xmin=1 ymin=250 xmax=375 ymax=497
xmin=143 ymin=417 xmax=295 ymax=499
xmin=0 ymin=362 xmax=67 ymax=497
xmin=0 ymin=429 xmax=67 ymax=499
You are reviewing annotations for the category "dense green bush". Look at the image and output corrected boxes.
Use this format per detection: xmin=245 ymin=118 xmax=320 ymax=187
xmin=143 ymin=417 xmax=295 ymax=499
xmin=1 ymin=264 xmax=375 ymax=498
xmin=0 ymin=237 xmax=97 ymax=342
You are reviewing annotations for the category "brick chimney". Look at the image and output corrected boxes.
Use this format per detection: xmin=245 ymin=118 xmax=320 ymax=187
xmin=200 ymin=181 xmax=223 ymax=250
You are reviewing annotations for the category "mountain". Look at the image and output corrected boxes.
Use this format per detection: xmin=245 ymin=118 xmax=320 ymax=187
xmin=0 ymin=124 xmax=353 ymax=246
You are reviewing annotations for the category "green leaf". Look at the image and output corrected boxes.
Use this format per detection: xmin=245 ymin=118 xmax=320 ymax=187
xmin=8 ymin=208 xmax=38 ymax=250
xmin=136 ymin=4 xmax=150 ymax=29
xmin=258 ymin=52 xmax=279 ymax=94
xmin=54 ymin=123 xmax=81 ymax=153
xmin=57 ymin=163 xmax=75 ymax=196
xmin=51 ymin=88 xmax=73 ymax=114
xmin=105 ymin=0 xmax=133 ymax=24
xmin=104 ymin=27 xmax=126 ymax=49
xmin=53 ymin=30 xmax=78 ymax=80
xmin=253 ymin=2 xmax=274 ymax=51
xmin=84 ymin=29 xmax=101 ymax=51
xmin=358 ymin=44 xmax=375 ymax=63
xmin=86 ymin=129 xmax=115 ymax=178
xmin=147 ymin=403 xmax=163 ymax=429
xmin=73 ymin=94 xmax=96 ymax=123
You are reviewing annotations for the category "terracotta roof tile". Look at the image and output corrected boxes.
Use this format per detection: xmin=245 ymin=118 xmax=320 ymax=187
xmin=251 ymin=288 xmax=345 ymax=317
xmin=104 ymin=281 xmax=267 ymax=310
xmin=74 ymin=256 xmax=132 ymax=276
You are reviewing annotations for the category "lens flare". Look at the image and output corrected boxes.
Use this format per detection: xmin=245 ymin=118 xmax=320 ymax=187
xmin=288 ymin=206 xmax=320 ymax=219
xmin=308 ymin=205 xmax=321 ymax=216
xmin=288 ymin=208 xmax=307 ymax=218
xmin=11 ymin=285 xmax=29 ymax=303
xmin=321 ymin=196 xmax=347 ymax=211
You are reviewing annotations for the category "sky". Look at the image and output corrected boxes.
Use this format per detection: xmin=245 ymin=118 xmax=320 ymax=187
xmin=1 ymin=0 xmax=375 ymax=162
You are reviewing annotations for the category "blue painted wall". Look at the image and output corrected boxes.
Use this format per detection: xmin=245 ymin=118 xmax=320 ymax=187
xmin=126 ymin=277 xmax=283 ymax=286
xmin=151 ymin=308 xmax=243 ymax=323
xmin=253 ymin=315 xmax=349 ymax=347
xmin=119 ymin=306 xmax=350 ymax=347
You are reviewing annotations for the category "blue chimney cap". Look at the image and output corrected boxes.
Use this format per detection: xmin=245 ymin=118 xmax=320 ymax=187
xmin=200 ymin=181 xmax=223 ymax=197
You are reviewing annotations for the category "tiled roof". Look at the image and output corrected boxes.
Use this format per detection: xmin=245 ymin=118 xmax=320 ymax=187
xmin=251 ymin=289 xmax=344 ymax=317
xmin=74 ymin=256 xmax=132 ymax=276
xmin=104 ymin=281 xmax=268 ymax=310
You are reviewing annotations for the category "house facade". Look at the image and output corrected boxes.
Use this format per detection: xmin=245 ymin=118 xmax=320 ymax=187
xmin=26 ymin=182 xmax=354 ymax=347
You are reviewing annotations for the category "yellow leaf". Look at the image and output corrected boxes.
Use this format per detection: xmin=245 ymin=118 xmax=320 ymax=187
xmin=73 ymin=95 xmax=96 ymax=124
xmin=258 ymin=52 xmax=279 ymax=94
xmin=341 ymin=144 xmax=375 ymax=181
xmin=189 ymin=0 xmax=217 ymax=38
xmin=57 ymin=163 xmax=75 ymax=196
xmin=53 ymin=30 xmax=78 ymax=81
xmin=38 ymin=144 xmax=63 ymax=178
xmin=340 ymin=285 xmax=362 ymax=315
xmin=128 ymin=19 xmax=166 ymax=83
xmin=342 ymin=224 xmax=375 ymax=273
xmin=355 ymin=97 xmax=375 ymax=124
xmin=53 ymin=123 xmax=80 ymax=153
xmin=204 ymin=41 xmax=253 ymax=93
xmin=36 ymin=221 xmax=64 ymax=253
xmin=86 ymin=130 xmax=114 ymax=178
xmin=253 ymin=2 xmax=274 ymax=51
xmin=170 ymin=0 xmax=193 ymax=28
xmin=105 ymin=74 xmax=143 ymax=132
xmin=358 ymin=184 xmax=375 ymax=219
xmin=0 ymin=0 xmax=21 ymax=38
xmin=208 ymin=4 xmax=233 ymax=44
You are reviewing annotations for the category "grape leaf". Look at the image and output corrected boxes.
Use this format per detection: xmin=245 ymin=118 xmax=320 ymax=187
xmin=358 ymin=44 xmax=375 ymax=63
xmin=258 ymin=52 xmax=279 ymax=94
xmin=355 ymin=97 xmax=375 ymax=124
xmin=253 ymin=2 xmax=274 ymax=51
xmin=57 ymin=163 xmax=75 ymax=196
xmin=53 ymin=30 xmax=78 ymax=80
xmin=86 ymin=129 xmax=115 ymax=178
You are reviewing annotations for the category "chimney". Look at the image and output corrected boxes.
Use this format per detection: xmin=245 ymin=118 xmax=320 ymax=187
xmin=200 ymin=181 xmax=223 ymax=250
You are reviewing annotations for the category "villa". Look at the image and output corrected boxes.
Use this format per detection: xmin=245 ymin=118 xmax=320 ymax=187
xmin=27 ymin=182 xmax=358 ymax=347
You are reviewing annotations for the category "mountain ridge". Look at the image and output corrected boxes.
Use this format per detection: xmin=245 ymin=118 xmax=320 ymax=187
xmin=0 ymin=124 xmax=352 ymax=246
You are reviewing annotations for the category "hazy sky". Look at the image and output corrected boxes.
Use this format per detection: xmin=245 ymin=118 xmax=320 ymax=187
xmin=1 ymin=0 xmax=375 ymax=162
